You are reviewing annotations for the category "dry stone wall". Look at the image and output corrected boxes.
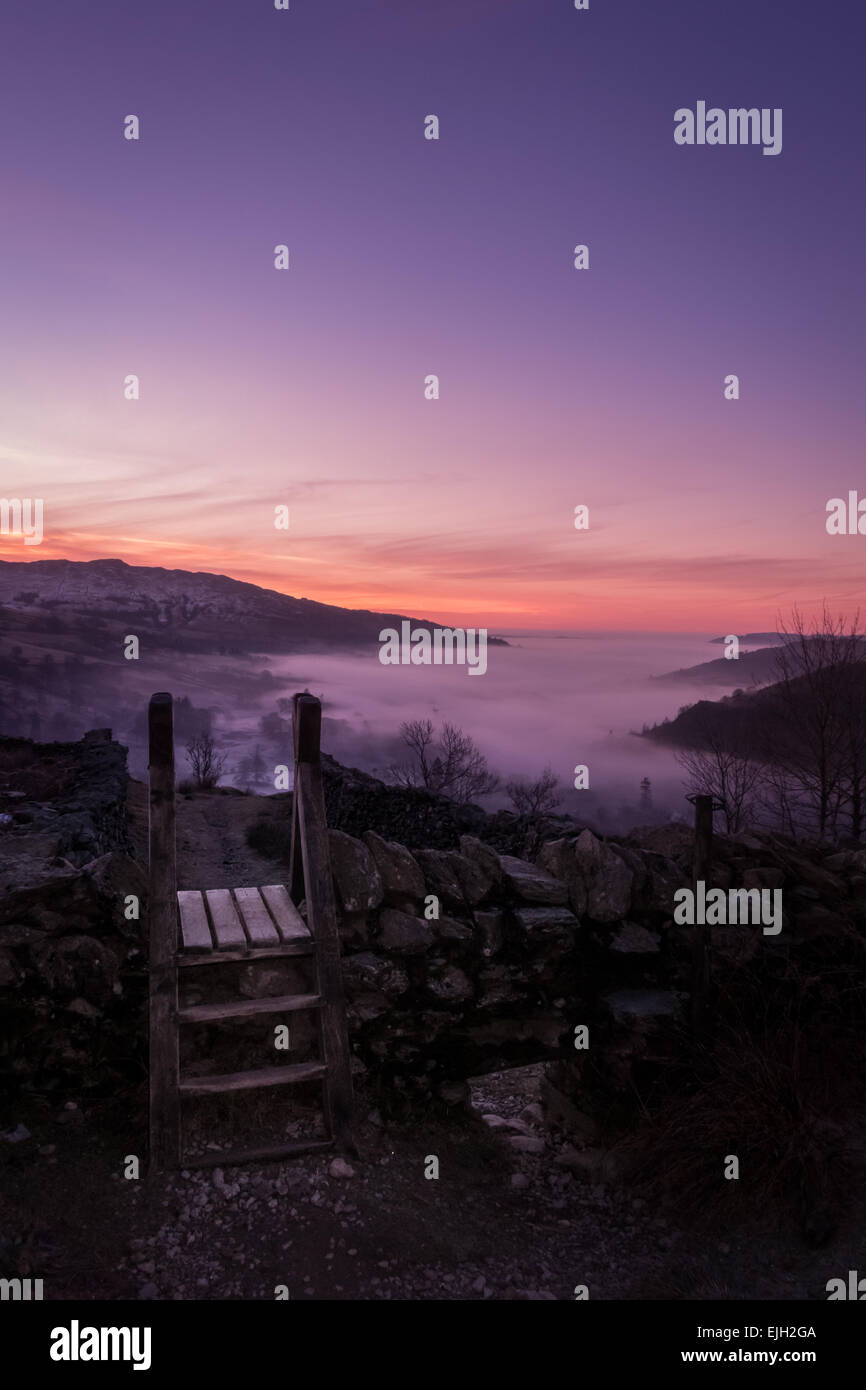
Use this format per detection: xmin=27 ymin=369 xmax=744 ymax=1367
xmin=3 ymin=734 xmax=863 ymax=1138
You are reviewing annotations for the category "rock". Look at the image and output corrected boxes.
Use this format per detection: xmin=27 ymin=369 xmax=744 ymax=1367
xmin=710 ymin=921 xmax=762 ymax=966
xmin=742 ymin=866 xmax=786 ymax=891
xmin=625 ymin=822 xmax=694 ymax=866
xmin=0 ymin=949 xmax=19 ymax=987
xmin=824 ymin=850 xmax=854 ymax=872
xmin=481 ymin=1114 xmax=509 ymax=1129
xmin=508 ymin=1135 xmax=545 ymax=1154
xmin=519 ymin=1103 xmax=544 ymax=1127
xmin=346 ymin=992 xmax=388 ymax=1023
xmin=427 ymin=963 xmax=474 ymax=1004
xmin=635 ymin=851 xmax=686 ymax=914
xmin=56 ymin=1106 xmax=84 ymax=1127
xmin=613 ymin=844 xmax=650 ymax=900
xmin=575 ymin=831 xmax=634 ymax=921
xmin=499 ymin=855 xmax=569 ymax=905
xmin=1 ymin=1123 xmax=31 ymax=1143
xmin=556 ymin=1145 xmax=605 ymax=1177
xmin=378 ymin=909 xmax=433 ymax=955
xmin=609 ymin=922 xmax=660 ymax=954
xmin=437 ymin=1079 xmax=470 ymax=1106
xmin=413 ymin=850 xmax=466 ymax=908
xmin=604 ymin=989 xmax=680 ymax=1026
xmin=432 ymin=916 xmax=474 ymax=944
xmin=137 ymin=1283 xmax=160 ymax=1300
xmin=459 ymin=836 xmax=504 ymax=890
xmin=328 ymin=1158 xmax=355 ymax=1179
xmin=31 ymin=934 xmax=119 ymax=1003
xmin=0 ymin=924 xmax=47 ymax=946
xmin=510 ymin=1173 xmax=530 ymax=1189
xmin=783 ymin=858 xmax=844 ymax=898
xmin=336 ymin=910 xmax=369 ymax=947
xmin=512 ymin=906 xmax=578 ymax=948
xmin=476 ymin=964 xmax=523 ymax=1008
xmin=82 ymin=852 xmax=147 ymax=928
xmin=362 ymin=832 xmax=425 ymax=904
xmin=341 ymin=951 xmax=409 ymax=998
xmin=536 ymin=839 xmax=587 ymax=916
xmin=66 ymin=996 xmax=102 ymax=1017
xmin=446 ymin=852 xmax=492 ymax=907
xmin=328 ymin=830 xmax=384 ymax=913
xmin=462 ymin=1012 xmax=562 ymax=1050
xmin=791 ymin=904 xmax=852 ymax=943
xmin=501 ymin=1117 xmax=534 ymax=1135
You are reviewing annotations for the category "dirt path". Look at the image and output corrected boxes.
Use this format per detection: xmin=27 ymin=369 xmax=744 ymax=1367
xmin=174 ymin=790 xmax=284 ymax=890
xmin=126 ymin=781 xmax=287 ymax=891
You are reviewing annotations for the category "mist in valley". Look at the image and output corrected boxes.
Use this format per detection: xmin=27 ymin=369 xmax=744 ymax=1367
xmin=2 ymin=627 xmax=740 ymax=833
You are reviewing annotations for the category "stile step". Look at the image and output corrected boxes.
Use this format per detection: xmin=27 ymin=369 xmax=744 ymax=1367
xmin=177 ymin=940 xmax=314 ymax=966
xmin=178 ymin=993 xmax=322 ymax=1024
xmin=183 ymin=1137 xmax=334 ymax=1169
xmin=178 ymin=1061 xmax=327 ymax=1096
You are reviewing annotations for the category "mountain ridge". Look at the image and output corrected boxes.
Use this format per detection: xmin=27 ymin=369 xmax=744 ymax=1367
xmin=0 ymin=557 xmax=508 ymax=652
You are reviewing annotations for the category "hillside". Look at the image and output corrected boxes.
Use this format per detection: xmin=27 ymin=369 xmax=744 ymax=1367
xmin=708 ymin=632 xmax=786 ymax=647
xmin=0 ymin=558 xmax=509 ymax=758
xmin=651 ymin=646 xmax=780 ymax=687
xmin=0 ymin=557 xmax=508 ymax=655
xmin=643 ymin=662 xmax=866 ymax=757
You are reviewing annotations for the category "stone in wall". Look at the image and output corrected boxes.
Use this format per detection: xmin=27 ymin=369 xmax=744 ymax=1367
xmin=362 ymin=831 xmax=425 ymax=907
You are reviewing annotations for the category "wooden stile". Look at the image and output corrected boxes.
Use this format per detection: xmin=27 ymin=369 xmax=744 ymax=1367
xmin=147 ymin=689 xmax=356 ymax=1171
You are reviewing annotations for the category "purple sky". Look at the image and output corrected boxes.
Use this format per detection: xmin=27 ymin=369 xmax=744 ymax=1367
xmin=1 ymin=0 xmax=864 ymax=628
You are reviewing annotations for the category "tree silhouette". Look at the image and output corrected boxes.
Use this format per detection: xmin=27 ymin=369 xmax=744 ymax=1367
xmin=391 ymin=719 xmax=499 ymax=803
xmin=185 ymin=732 xmax=226 ymax=789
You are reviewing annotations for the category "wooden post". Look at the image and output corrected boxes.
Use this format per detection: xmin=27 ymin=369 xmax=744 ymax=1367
xmin=148 ymin=692 xmax=181 ymax=1171
xmin=690 ymin=794 xmax=713 ymax=1035
xmin=292 ymin=693 xmax=356 ymax=1153
xmin=288 ymin=694 xmax=309 ymax=905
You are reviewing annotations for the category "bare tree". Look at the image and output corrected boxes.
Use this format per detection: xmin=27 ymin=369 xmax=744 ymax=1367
xmin=391 ymin=718 xmax=499 ymax=803
xmin=754 ymin=761 xmax=802 ymax=839
xmin=185 ymin=732 xmax=227 ymax=790
xmin=675 ymin=726 xmax=761 ymax=833
xmin=769 ymin=605 xmax=866 ymax=839
xmin=396 ymin=719 xmax=436 ymax=788
xmin=505 ymin=766 xmax=562 ymax=817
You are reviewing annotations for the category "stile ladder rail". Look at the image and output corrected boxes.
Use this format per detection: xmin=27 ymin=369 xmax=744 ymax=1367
xmin=291 ymin=693 xmax=356 ymax=1154
xmin=148 ymin=692 xmax=181 ymax=1170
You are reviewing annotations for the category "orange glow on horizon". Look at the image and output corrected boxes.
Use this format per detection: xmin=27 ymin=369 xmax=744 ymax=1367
xmin=3 ymin=531 xmax=847 ymax=634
